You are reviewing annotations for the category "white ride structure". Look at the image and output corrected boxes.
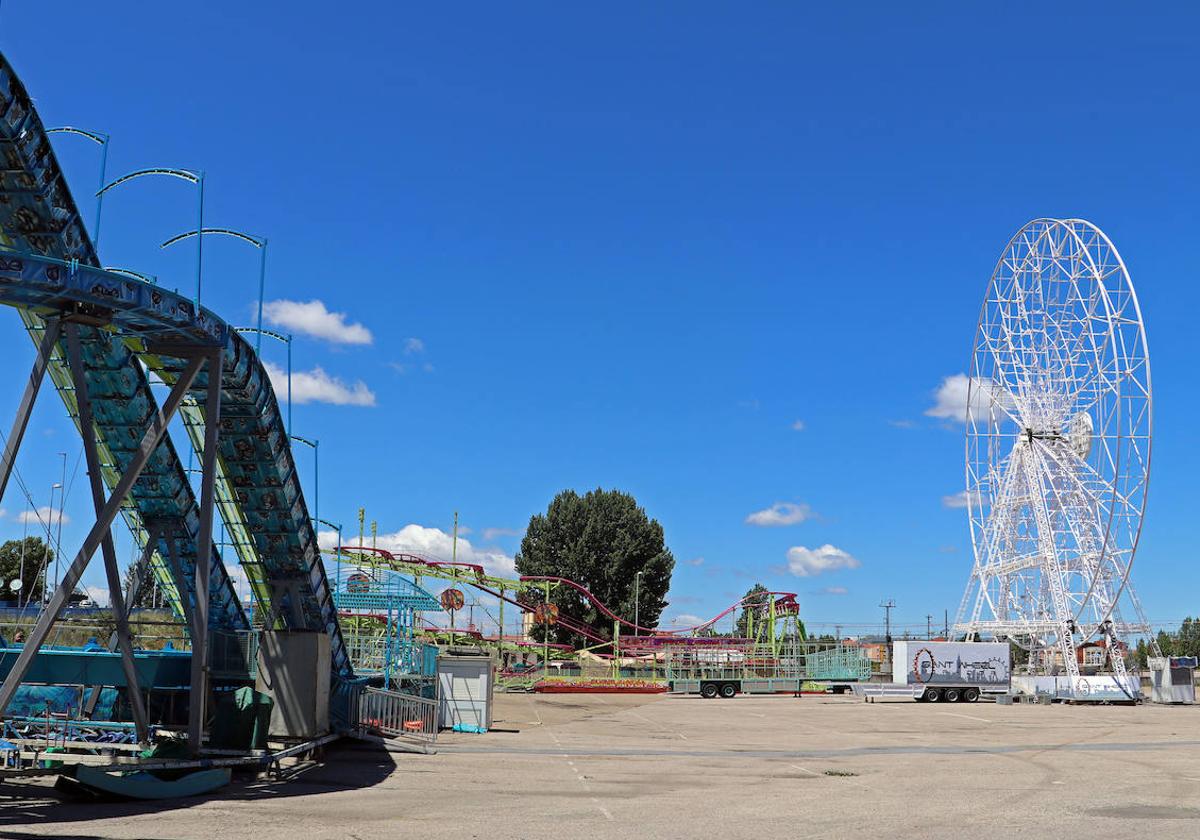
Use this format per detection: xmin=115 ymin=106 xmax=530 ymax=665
xmin=954 ymin=219 xmax=1154 ymax=684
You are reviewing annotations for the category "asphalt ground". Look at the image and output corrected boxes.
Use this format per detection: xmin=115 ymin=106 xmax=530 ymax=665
xmin=5 ymin=691 xmax=1200 ymax=839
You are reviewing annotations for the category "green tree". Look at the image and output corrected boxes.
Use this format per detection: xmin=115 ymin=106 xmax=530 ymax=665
xmin=735 ymin=583 xmax=770 ymax=638
xmin=734 ymin=583 xmax=806 ymax=641
xmin=516 ymin=488 xmax=674 ymax=647
xmin=0 ymin=536 xmax=52 ymax=604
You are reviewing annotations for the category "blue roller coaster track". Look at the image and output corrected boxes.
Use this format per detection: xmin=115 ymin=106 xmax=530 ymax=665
xmin=0 ymin=53 xmax=350 ymax=680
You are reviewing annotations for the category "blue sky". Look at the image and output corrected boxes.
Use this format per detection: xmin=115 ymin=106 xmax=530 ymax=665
xmin=1 ymin=2 xmax=1197 ymax=638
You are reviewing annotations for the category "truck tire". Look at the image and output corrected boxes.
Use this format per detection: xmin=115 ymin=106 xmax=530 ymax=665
xmin=963 ymin=687 xmax=980 ymax=703
xmin=701 ymin=683 xmax=718 ymax=699
xmin=922 ymin=687 xmax=942 ymax=703
xmin=719 ymin=682 xmax=737 ymax=699
xmin=944 ymin=687 xmax=961 ymax=703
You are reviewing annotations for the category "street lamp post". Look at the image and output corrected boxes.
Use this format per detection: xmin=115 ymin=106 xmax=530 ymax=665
xmin=162 ymin=228 xmax=267 ymax=353
xmin=234 ymin=328 xmax=292 ymax=435
xmin=46 ymin=127 xmax=109 ymax=245
xmin=44 ymin=482 xmax=61 ymax=605
xmin=96 ymin=168 xmax=205 ymax=305
xmin=634 ymin=570 xmax=642 ymax=631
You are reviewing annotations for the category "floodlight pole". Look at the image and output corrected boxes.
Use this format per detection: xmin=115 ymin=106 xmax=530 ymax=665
xmin=46 ymin=127 xmax=109 ymax=244
xmin=234 ymin=327 xmax=291 ymax=434
xmin=291 ymin=435 xmax=319 ymax=543
xmin=163 ymin=228 xmax=268 ymax=353
xmin=97 ymin=168 xmax=205 ymax=305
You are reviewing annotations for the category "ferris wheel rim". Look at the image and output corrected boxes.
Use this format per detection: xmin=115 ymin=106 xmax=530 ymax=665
xmin=961 ymin=218 xmax=1152 ymax=642
xmin=1060 ymin=218 xmax=1153 ymax=628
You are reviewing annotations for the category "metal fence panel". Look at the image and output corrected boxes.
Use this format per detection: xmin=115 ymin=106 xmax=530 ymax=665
xmin=355 ymin=686 xmax=438 ymax=742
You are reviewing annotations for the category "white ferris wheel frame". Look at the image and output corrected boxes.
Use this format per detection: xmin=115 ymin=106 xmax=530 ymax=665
xmin=956 ymin=218 xmax=1152 ymax=657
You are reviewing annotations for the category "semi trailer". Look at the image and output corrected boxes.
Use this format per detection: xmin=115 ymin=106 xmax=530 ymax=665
xmin=891 ymin=641 xmax=1011 ymax=702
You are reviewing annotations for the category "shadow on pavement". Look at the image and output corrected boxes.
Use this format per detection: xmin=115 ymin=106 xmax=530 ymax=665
xmin=0 ymin=740 xmax=400 ymax=832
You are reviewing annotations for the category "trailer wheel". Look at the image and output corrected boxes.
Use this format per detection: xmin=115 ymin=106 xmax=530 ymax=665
xmin=922 ymin=687 xmax=942 ymax=703
xmin=719 ymin=682 xmax=737 ymax=699
xmin=944 ymin=688 xmax=961 ymax=703
xmin=963 ymin=687 xmax=980 ymax=703
xmin=700 ymin=683 xmax=718 ymax=699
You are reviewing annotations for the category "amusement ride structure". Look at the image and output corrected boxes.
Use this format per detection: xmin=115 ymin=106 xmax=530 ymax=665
xmin=0 ymin=51 xmax=346 ymax=754
xmin=954 ymin=219 xmax=1155 ymax=684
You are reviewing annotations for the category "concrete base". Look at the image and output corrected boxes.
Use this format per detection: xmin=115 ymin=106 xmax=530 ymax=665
xmin=255 ymin=630 xmax=331 ymax=739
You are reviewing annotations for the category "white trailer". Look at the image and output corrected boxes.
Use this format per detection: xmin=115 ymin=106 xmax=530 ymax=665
xmin=891 ymin=641 xmax=1010 ymax=703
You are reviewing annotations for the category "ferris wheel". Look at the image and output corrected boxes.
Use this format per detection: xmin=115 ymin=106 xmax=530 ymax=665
xmin=954 ymin=219 xmax=1153 ymax=679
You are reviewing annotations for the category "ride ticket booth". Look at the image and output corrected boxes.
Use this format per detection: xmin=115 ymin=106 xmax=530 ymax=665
xmin=1148 ymin=656 xmax=1197 ymax=704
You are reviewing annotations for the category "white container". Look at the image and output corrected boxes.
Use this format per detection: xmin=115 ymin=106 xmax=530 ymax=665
xmin=892 ymin=641 xmax=1011 ymax=689
xmin=1148 ymin=657 xmax=1196 ymax=704
xmin=437 ymin=652 xmax=495 ymax=730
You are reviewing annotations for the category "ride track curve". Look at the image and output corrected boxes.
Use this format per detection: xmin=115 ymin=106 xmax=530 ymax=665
xmin=0 ymin=53 xmax=350 ymax=679
xmin=336 ymin=544 xmax=802 ymax=651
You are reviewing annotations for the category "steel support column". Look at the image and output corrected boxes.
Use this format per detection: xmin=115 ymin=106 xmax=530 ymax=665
xmin=63 ymin=322 xmax=150 ymax=740
xmin=0 ymin=351 xmax=205 ymax=715
xmin=84 ymin=522 xmax=162 ymax=719
xmin=0 ymin=318 xmax=62 ymax=503
xmin=188 ymin=349 xmax=223 ymax=755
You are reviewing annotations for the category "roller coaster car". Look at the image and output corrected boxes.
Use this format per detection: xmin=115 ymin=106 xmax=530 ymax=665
xmin=699 ymin=680 xmax=740 ymax=699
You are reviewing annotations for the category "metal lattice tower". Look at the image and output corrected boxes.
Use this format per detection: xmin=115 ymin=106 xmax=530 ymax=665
xmin=953 ymin=219 xmax=1154 ymax=676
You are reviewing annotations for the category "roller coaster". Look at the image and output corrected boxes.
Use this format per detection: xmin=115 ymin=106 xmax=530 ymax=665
xmin=0 ymin=51 xmax=346 ymax=754
xmin=328 ymin=545 xmax=825 ymax=688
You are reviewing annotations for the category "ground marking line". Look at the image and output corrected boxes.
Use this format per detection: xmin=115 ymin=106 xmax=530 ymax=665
xmin=789 ymin=764 xmax=822 ymax=777
xmin=938 ymin=711 xmax=992 ymax=723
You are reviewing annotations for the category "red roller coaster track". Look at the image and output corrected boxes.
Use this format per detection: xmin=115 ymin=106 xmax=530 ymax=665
xmin=336 ymin=545 xmax=799 ymax=649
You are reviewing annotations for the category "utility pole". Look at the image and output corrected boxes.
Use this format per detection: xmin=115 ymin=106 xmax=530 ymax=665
xmin=944 ymin=609 xmax=949 ymax=640
xmin=357 ymin=507 xmax=365 ymax=546
xmin=880 ymin=599 xmax=895 ymax=671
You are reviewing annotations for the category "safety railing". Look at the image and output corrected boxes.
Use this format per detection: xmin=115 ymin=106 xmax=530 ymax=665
xmin=354 ymin=685 xmax=438 ymax=742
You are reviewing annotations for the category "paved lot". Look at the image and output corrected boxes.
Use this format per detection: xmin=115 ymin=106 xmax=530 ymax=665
xmin=5 ymin=692 xmax=1200 ymax=839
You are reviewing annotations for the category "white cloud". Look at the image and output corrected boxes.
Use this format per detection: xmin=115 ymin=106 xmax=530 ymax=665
xmin=84 ymin=585 xmax=110 ymax=607
xmin=482 ymin=527 xmax=522 ymax=541
xmin=264 ymin=361 xmax=376 ymax=407
xmin=263 ymin=299 xmax=373 ymax=345
xmin=888 ymin=419 xmax=916 ymax=429
xmin=745 ymin=502 xmax=814 ymax=527
xmin=925 ymin=373 xmax=1012 ymax=423
xmin=786 ymin=544 xmax=860 ymax=577
xmin=941 ymin=489 xmax=981 ymax=509
xmin=18 ymin=507 xmax=69 ymax=527
xmin=685 ymin=556 xmax=705 ymax=567
xmin=671 ymin=613 xmax=704 ymax=626
xmin=319 ymin=523 xmax=516 ymax=578
xmin=791 ymin=419 xmax=805 ymax=432
xmin=404 ymin=337 xmax=425 ymax=355
xmin=817 ymin=586 xmax=848 ymax=595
